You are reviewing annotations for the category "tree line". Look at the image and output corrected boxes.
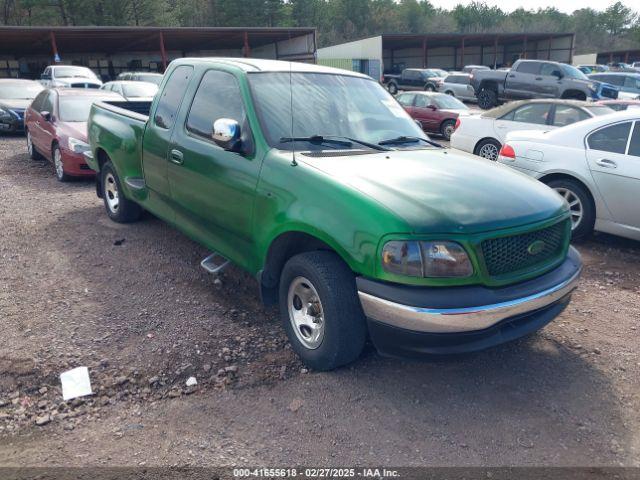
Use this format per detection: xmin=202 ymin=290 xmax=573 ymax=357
xmin=2 ymin=0 xmax=639 ymax=55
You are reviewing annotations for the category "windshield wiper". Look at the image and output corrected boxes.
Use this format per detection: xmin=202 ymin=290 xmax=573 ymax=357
xmin=378 ymin=136 xmax=442 ymax=148
xmin=280 ymin=135 xmax=388 ymax=151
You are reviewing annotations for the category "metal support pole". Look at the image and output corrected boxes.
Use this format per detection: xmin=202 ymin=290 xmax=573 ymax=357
xmin=570 ymin=34 xmax=575 ymax=64
xmin=523 ymin=35 xmax=528 ymax=59
xmin=159 ymin=31 xmax=168 ymax=71
xmin=50 ymin=31 xmax=60 ymax=63
xmin=547 ymin=36 xmax=552 ymax=60
xmin=493 ymin=36 xmax=498 ymax=69
xmin=243 ymin=31 xmax=251 ymax=58
xmin=422 ymin=37 xmax=427 ymax=68
xmin=460 ymin=37 xmax=465 ymax=69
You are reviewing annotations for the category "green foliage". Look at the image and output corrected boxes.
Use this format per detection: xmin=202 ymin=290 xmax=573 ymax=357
xmin=1 ymin=0 xmax=639 ymax=54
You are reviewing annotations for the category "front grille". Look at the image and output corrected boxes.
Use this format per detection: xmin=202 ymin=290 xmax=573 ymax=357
xmin=70 ymin=83 xmax=99 ymax=89
xmin=481 ymin=221 xmax=567 ymax=277
xmin=600 ymin=86 xmax=618 ymax=99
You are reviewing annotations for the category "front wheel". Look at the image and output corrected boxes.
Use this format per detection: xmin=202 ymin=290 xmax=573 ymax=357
xmin=474 ymin=138 xmax=501 ymax=161
xmin=545 ymin=178 xmax=595 ymax=240
xmin=53 ymin=145 xmax=71 ymax=182
xmin=101 ymin=161 xmax=142 ymax=223
xmin=279 ymin=251 xmax=366 ymax=371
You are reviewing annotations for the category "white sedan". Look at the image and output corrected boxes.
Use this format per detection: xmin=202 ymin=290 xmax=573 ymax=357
xmin=451 ymin=99 xmax=613 ymax=161
xmin=498 ymin=109 xmax=640 ymax=241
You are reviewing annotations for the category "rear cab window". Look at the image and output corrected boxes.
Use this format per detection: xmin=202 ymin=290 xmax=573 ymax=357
xmin=516 ymin=62 xmax=541 ymax=75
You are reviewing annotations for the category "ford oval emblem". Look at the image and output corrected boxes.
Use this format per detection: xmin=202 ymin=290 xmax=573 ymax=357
xmin=527 ymin=240 xmax=546 ymax=255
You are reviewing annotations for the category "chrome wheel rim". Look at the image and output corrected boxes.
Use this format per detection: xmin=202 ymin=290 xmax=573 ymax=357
xmin=554 ymin=187 xmax=583 ymax=230
xmin=478 ymin=143 xmax=499 ymax=160
xmin=27 ymin=133 xmax=33 ymax=156
xmin=104 ymin=172 xmax=119 ymax=213
xmin=53 ymin=148 xmax=64 ymax=179
xmin=287 ymin=276 xmax=324 ymax=350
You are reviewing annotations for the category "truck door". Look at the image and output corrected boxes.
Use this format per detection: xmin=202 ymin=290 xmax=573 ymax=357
xmin=141 ymin=65 xmax=194 ymax=217
xmin=167 ymin=68 xmax=261 ymax=260
xmin=506 ymin=61 xmax=541 ymax=99
xmin=538 ymin=63 xmax=563 ymax=98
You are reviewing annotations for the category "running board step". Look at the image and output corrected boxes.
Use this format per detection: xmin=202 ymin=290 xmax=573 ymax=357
xmin=124 ymin=177 xmax=146 ymax=190
xmin=200 ymin=252 xmax=230 ymax=275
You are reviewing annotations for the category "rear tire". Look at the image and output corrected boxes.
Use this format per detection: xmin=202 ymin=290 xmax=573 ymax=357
xmin=544 ymin=178 xmax=595 ymax=240
xmin=424 ymin=83 xmax=436 ymax=92
xmin=477 ymin=88 xmax=498 ymax=109
xmin=279 ymin=251 xmax=366 ymax=371
xmin=101 ymin=161 xmax=142 ymax=223
xmin=440 ymin=119 xmax=456 ymax=140
xmin=387 ymin=82 xmax=398 ymax=95
xmin=474 ymin=138 xmax=501 ymax=161
xmin=445 ymin=90 xmax=455 ymax=96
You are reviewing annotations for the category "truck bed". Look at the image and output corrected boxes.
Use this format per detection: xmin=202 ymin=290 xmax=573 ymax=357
xmin=101 ymin=100 xmax=152 ymax=119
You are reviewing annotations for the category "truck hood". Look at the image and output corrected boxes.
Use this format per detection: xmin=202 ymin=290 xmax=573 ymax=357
xmin=53 ymin=78 xmax=102 ymax=88
xmin=299 ymin=148 xmax=566 ymax=234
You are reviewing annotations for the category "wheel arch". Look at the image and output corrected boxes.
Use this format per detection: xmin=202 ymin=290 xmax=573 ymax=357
xmin=537 ymin=172 xmax=597 ymax=213
xmin=258 ymin=229 xmax=354 ymax=306
xmin=473 ymin=136 xmax=501 ymax=155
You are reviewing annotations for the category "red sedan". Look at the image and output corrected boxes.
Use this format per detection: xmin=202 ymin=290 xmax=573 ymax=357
xmin=24 ymin=88 xmax=122 ymax=181
xmin=395 ymin=91 xmax=469 ymax=140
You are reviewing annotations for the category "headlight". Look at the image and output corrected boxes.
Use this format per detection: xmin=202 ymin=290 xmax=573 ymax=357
xmin=381 ymin=240 xmax=473 ymax=278
xmin=67 ymin=137 xmax=90 ymax=153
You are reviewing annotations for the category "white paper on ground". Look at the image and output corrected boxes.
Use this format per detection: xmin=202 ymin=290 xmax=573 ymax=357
xmin=60 ymin=366 xmax=93 ymax=401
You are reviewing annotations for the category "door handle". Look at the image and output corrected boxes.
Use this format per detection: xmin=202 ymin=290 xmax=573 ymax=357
xmin=508 ymin=74 xmax=516 ymax=78
xmin=595 ymin=158 xmax=617 ymax=169
xmin=169 ymin=149 xmax=184 ymax=165
xmin=535 ymin=77 xmax=543 ymax=80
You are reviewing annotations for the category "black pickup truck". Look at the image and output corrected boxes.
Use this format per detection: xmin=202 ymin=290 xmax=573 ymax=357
xmin=471 ymin=59 xmax=619 ymax=109
xmin=384 ymin=68 xmax=448 ymax=95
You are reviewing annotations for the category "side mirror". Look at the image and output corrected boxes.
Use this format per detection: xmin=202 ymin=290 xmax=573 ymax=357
xmin=551 ymin=70 xmax=563 ymax=79
xmin=40 ymin=111 xmax=52 ymax=122
xmin=212 ymin=118 xmax=241 ymax=151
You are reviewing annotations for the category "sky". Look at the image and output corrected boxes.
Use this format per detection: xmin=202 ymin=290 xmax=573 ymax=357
xmin=428 ymin=0 xmax=636 ymax=14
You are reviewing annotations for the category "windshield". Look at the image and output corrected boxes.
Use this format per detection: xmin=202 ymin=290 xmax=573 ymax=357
xmin=561 ymin=64 xmax=588 ymax=80
xmin=137 ymin=74 xmax=162 ymax=85
xmin=122 ymin=83 xmax=158 ymax=97
xmin=58 ymin=96 xmax=110 ymax=122
xmin=0 ymin=82 xmax=43 ymax=100
xmin=55 ymin=67 xmax=97 ymax=79
xmin=432 ymin=94 xmax=468 ymax=110
xmin=248 ymin=72 xmax=427 ymax=151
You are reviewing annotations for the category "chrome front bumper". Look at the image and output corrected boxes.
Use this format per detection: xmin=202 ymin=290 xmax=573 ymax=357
xmin=358 ymin=267 xmax=581 ymax=334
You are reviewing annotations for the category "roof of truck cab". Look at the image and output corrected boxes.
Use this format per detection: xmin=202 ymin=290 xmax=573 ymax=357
xmin=174 ymin=58 xmax=370 ymax=78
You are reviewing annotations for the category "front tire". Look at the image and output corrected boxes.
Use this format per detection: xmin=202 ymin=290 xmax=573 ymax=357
xmin=545 ymin=178 xmax=595 ymax=240
xmin=27 ymin=131 xmax=43 ymax=160
xmin=477 ymin=88 xmax=498 ymax=109
xmin=101 ymin=161 xmax=142 ymax=223
xmin=52 ymin=145 xmax=71 ymax=182
xmin=474 ymin=138 xmax=501 ymax=161
xmin=279 ymin=251 xmax=366 ymax=371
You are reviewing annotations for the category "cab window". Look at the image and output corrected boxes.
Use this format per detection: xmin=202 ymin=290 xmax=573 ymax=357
xmin=587 ymin=122 xmax=632 ymax=154
xmin=516 ymin=62 xmax=541 ymax=75
xmin=186 ymin=69 xmax=253 ymax=153
xmin=154 ymin=65 xmax=193 ymax=130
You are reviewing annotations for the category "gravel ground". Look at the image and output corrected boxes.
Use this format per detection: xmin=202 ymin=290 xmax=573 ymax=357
xmin=0 ymin=133 xmax=639 ymax=467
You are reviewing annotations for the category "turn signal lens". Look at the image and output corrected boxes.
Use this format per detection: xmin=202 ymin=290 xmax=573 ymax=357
xmin=498 ymin=144 xmax=516 ymax=160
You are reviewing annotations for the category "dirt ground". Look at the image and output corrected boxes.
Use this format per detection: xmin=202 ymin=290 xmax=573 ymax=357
xmin=0 ymin=133 xmax=639 ymax=468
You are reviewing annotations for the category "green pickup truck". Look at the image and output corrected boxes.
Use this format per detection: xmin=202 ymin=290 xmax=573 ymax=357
xmin=86 ymin=58 xmax=582 ymax=371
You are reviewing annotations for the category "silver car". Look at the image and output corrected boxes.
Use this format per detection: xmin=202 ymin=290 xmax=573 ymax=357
xmin=438 ymin=73 xmax=476 ymax=102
